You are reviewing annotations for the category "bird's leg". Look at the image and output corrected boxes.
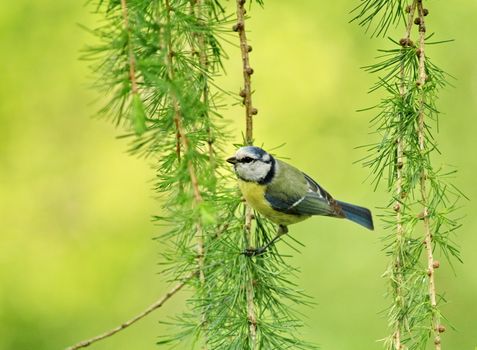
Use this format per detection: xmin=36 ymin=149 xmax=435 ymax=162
xmin=243 ymin=225 xmax=288 ymax=257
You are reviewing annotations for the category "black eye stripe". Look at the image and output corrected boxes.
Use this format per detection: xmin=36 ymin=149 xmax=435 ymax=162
xmin=241 ymin=157 xmax=254 ymax=163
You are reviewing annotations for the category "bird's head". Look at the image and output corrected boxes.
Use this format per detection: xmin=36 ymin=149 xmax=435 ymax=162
xmin=227 ymin=146 xmax=275 ymax=184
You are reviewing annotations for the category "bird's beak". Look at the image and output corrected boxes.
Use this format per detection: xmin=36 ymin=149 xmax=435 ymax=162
xmin=226 ymin=156 xmax=237 ymax=164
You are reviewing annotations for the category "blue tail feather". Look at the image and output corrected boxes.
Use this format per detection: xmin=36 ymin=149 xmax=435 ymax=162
xmin=336 ymin=200 xmax=374 ymax=230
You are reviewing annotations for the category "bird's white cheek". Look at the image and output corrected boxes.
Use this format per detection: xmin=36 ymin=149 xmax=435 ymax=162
xmin=235 ymin=163 xmax=271 ymax=182
xmin=235 ymin=164 xmax=249 ymax=179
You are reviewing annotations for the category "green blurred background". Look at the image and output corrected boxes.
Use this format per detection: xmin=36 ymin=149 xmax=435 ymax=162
xmin=1 ymin=1 xmax=476 ymax=349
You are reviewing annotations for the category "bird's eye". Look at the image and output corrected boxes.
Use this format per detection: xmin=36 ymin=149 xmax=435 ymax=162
xmin=241 ymin=157 xmax=254 ymax=163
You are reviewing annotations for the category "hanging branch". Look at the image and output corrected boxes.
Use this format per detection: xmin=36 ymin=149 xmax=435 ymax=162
xmin=193 ymin=0 xmax=216 ymax=167
xmin=163 ymin=0 xmax=205 ymax=274
xmin=234 ymin=0 xmax=257 ymax=145
xmin=119 ymin=0 xmax=147 ymax=135
xmin=79 ymin=0 xmax=230 ymax=348
xmin=187 ymin=14 xmax=220 ymax=293
xmin=415 ymin=2 xmax=442 ymax=348
xmin=160 ymin=1 xmax=221 ymax=346
xmin=80 ymin=1 xmax=317 ymax=349
xmin=353 ymin=0 xmax=463 ymax=349
xmin=234 ymin=0 xmax=258 ymax=346
xmin=393 ymin=3 xmax=416 ymax=349
xmin=120 ymin=0 xmax=138 ymax=95
xmin=189 ymin=1 xmax=211 ymax=345
xmin=164 ymin=0 xmax=184 ymax=162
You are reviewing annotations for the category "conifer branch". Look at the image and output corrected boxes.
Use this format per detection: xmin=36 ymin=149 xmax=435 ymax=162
xmin=161 ymin=1 xmax=210 ymax=345
xmin=393 ymin=3 xmax=417 ymax=349
xmin=85 ymin=1 xmax=319 ymax=348
xmin=193 ymin=0 xmax=215 ymax=168
xmin=164 ymin=0 xmax=183 ymax=162
xmin=404 ymin=1 xmax=417 ymax=39
xmin=354 ymin=0 xmax=461 ymax=348
xmin=190 ymin=3 xmax=211 ymax=346
xmin=235 ymin=0 xmax=256 ymax=145
xmin=245 ymin=207 xmax=257 ymax=349
xmin=235 ymin=0 xmax=257 ymax=346
xmin=416 ymin=1 xmax=442 ymax=348
xmin=120 ymin=0 xmax=138 ymax=95
xmin=162 ymin=0 xmax=204 ymax=233
xmin=65 ymin=272 xmax=196 ymax=350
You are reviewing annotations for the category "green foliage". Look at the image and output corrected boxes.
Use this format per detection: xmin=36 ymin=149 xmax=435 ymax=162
xmin=351 ymin=0 xmax=406 ymax=37
xmin=85 ymin=0 xmax=315 ymax=348
xmin=354 ymin=1 xmax=463 ymax=349
xmin=3 ymin=1 xmax=477 ymax=349
xmin=191 ymin=205 xmax=316 ymax=350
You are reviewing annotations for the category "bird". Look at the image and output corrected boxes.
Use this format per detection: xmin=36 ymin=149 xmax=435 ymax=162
xmin=227 ymin=146 xmax=373 ymax=255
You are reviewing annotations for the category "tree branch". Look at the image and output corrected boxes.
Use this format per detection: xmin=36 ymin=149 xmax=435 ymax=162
xmin=355 ymin=0 xmax=457 ymax=348
xmin=416 ymin=1 xmax=442 ymax=349
xmin=65 ymin=272 xmax=196 ymax=350
xmin=235 ymin=0 xmax=256 ymax=145
xmin=235 ymin=0 xmax=257 ymax=347
xmin=393 ymin=3 xmax=417 ymax=349
xmin=164 ymin=0 xmax=182 ymax=162
xmin=164 ymin=1 xmax=208 ymax=346
xmin=245 ymin=206 xmax=257 ymax=349
xmin=120 ymin=0 xmax=138 ymax=95
xmin=193 ymin=0 xmax=216 ymax=169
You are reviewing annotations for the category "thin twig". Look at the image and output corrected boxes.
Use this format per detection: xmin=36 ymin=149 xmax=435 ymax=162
xmin=246 ymin=279 xmax=257 ymax=349
xmin=393 ymin=2 xmax=417 ymax=349
xmin=245 ymin=206 xmax=257 ymax=349
xmin=65 ymin=272 xmax=196 ymax=350
xmin=120 ymin=0 xmax=138 ymax=95
xmin=164 ymin=0 xmax=203 ymax=203
xmin=164 ymin=0 xmax=182 ymax=162
xmin=194 ymin=0 xmax=216 ymax=169
xmin=416 ymin=1 xmax=442 ymax=349
xmin=235 ymin=0 xmax=257 ymax=347
xmin=192 ymin=0 xmax=211 ymax=304
xmin=404 ymin=1 xmax=417 ymax=42
xmin=235 ymin=0 xmax=255 ymax=145
xmin=164 ymin=1 xmax=208 ymax=347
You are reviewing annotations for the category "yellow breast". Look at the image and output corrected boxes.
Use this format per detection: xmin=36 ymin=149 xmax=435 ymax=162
xmin=238 ymin=180 xmax=310 ymax=226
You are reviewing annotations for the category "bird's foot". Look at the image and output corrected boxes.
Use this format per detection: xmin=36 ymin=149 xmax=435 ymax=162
xmin=242 ymin=225 xmax=289 ymax=257
xmin=242 ymin=246 xmax=267 ymax=257
xmin=278 ymin=225 xmax=289 ymax=235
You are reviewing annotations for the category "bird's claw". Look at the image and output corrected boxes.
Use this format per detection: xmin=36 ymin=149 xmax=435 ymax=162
xmin=242 ymin=247 xmax=266 ymax=257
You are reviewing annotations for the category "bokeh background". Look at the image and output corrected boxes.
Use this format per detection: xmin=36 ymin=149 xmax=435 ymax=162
xmin=1 ymin=1 xmax=476 ymax=349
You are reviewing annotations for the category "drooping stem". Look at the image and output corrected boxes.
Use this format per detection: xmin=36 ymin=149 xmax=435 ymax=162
xmin=235 ymin=0 xmax=256 ymax=145
xmin=235 ymin=0 xmax=257 ymax=347
xmin=164 ymin=0 xmax=182 ymax=162
xmin=188 ymin=0 xmax=208 ymax=295
xmin=404 ymin=1 xmax=417 ymax=41
xmin=354 ymin=0 xmax=458 ymax=348
xmin=164 ymin=0 xmax=207 ymax=345
xmin=393 ymin=3 xmax=417 ymax=349
xmin=244 ymin=206 xmax=257 ymax=349
xmin=120 ymin=0 xmax=138 ymax=95
xmin=416 ymin=1 xmax=441 ymax=349
xmin=193 ymin=0 xmax=215 ymax=168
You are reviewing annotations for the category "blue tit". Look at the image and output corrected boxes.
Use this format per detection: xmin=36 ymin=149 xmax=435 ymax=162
xmin=227 ymin=146 xmax=373 ymax=254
